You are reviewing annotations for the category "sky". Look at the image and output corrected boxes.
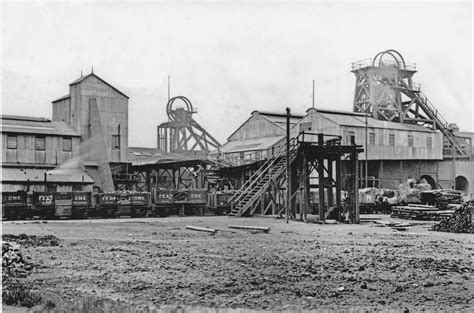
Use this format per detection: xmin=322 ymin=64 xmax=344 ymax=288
xmin=2 ymin=0 xmax=473 ymax=148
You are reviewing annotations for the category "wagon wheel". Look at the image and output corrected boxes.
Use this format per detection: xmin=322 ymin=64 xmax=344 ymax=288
xmin=131 ymin=208 xmax=147 ymax=218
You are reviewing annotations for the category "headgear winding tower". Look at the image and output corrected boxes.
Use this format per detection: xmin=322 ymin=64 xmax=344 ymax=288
xmin=351 ymin=49 xmax=467 ymax=156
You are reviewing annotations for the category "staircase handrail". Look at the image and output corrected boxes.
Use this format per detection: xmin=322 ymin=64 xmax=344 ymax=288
xmin=229 ymin=138 xmax=294 ymax=204
xmin=234 ymin=143 xmax=300 ymax=217
xmin=416 ymin=90 xmax=466 ymax=155
xmin=229 ymin=138 xmax=298 ymax=204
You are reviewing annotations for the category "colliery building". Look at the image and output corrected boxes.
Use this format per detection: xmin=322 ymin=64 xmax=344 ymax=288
xmin=1 ymin=72 xmax=130 ymax=192
xmin=1 ymin=115 xmax=94 ymax=192
xmin=1 ymin=49 xmax=473 ymax=201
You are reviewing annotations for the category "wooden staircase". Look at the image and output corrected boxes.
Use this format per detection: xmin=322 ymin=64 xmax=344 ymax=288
xmin=229 ymin=138 xmax=298 ymax=217
xmin=415 ymin=91 xmax=467 ymax=156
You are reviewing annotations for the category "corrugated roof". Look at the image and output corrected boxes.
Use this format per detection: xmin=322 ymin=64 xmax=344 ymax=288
xmin=131 ymin=152 xmax=209 ymax=167
xmin=2 ymin=168 xmax=94 ymax=183
xmin=1 ymin=115 xmax=80 ymax=136
xmin=257 ymin=111 xmax=304 ymax=129
xmin=52 ymin=94 xmax=70 ymax=103
xmin=69 ymin=73 xmax=129 ymax=99
xmin=219 ymin=135 xmax=284 ymax=153
xmin=320 ymin=112 xmax=436 ymax=132
xmin=128 ymin=147 xmax=164 ymax=160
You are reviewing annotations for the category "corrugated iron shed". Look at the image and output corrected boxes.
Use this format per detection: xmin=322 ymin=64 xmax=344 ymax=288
xmin=0 ymin=115 xmax=80 ymax=136
xmin=218 ymin=135 xmax=284 ymax=153
xmin=2 ymin=168 xmax=94 ymax=183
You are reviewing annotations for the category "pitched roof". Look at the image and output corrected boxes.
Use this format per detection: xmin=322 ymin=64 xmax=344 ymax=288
xmin=315 ymin=110 xmax=436 ymax=132
xmin=219 ymin=135 xmax=284 ymax=153
xmin=69 ymin=73 xmax=129 ymax=99
xmin=2 ymin=167 xmax=94 ymax=183
xmin=256 ymin=111 xmax=304 ymax=129
xmin=0 ymin=115 xmax=80 ymax=137
xmin=52 ymin=94 xmax=70 ymax=103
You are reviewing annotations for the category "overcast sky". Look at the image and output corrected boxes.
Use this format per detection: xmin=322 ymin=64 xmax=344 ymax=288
xmin=2 ymin=0 xmax=473 ymax=147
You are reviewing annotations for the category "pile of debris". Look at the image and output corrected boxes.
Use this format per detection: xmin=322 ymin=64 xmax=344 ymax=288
xmin=2 ymin=241 xmax=27 ymax=279
xmin=420 ymin=189 xmax=464 ymax=209
xmin=433 ymin=200 xmax=473 ymax=233
xmin=2 ymin=234 xmax=60 ymax=248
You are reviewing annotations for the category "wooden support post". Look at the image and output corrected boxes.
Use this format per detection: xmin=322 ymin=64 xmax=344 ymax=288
xmin=327 ymin=159 xmax=334 ymax=207
xmin=286 ymin=107 xmax=291 ymax=224
xmin=146 ymin=169 xmax=151 ymax=192
xmin=335 ymin=157 xmax=342 ymax=213
xmin=351 ymin=135 xmax=360 ymax=224
xmin=318 ymin=134 xmax=325 ymax=221
xmin=303 ymin=152 xmax=309 ymax=222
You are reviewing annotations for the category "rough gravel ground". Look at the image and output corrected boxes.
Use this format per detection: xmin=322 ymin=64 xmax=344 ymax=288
xmin=2 ymin=215 xmax=473 ymax=312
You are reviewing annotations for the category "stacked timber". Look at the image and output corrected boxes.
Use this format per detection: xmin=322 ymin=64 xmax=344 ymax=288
xmin=390 ymin=204 xmax=452 ymax=221
xmin=433 ymin=201 xmax=473 ymax=233
xmin=420 ymin=189 xmax=464 ymax=209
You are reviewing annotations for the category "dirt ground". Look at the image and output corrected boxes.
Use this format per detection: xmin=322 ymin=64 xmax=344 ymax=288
xmin=2 ymin=215 xmax=473 ymax=312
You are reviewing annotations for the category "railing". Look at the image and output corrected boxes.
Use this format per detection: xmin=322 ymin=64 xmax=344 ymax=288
xmin=351 ymin=58 xmax=416 ymax=71
xmin=416 ymin=90 xmax=469 ymax=156
xmin=298 ymin=132 xmax=342 ymax=145
xmin=229 ymin=137 xmax=298 ymax=205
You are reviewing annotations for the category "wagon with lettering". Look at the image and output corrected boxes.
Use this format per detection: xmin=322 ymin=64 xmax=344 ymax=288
xmin=32 ymin=192 xmax=56 ymax=219
xmin=185 ymin=189 xmax=208 ymax=216
xmin=96 ymin=192 xmax=151 ymax=218
xmin=97 ymin=193 xmax=119 ymax=218
xmin=152 ymin=189 xmax=175 ymax=217
xmin=128 ymin=192 xmax=150 ymax=218
xmin=71 ymin=192 xmax=93 ymax=218
xmin=2 ymin=191 xmax=30 ymax=220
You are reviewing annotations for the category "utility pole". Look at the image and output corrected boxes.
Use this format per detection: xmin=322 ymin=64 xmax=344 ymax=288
xmin=312 ymin=80 xmax=315 ymax=109
xmin=286 ymin=107 xmax=291 ymax=224
xmin=365 ymin=113 xmax=368 ymax=188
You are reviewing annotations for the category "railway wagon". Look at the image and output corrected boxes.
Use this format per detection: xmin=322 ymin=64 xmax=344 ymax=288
xmin=54 ymin=192 xmax=93 ymax=219
xmin=2 ymin=191 xmax=29 ymax=220
xmin=152 ymin=189 xmax=208 ymax=216
xmin=153 ymin=189 xmax=174 ymax=217
xmin=185 ymin=189 xmax=208 ymax=216
xmin=32 ymin=192 xmax=56 ymax=219
xmin=96 ymin=192 xmax=151 ymax=218
xmin=208 ymin=191 xmax=234 ymax=215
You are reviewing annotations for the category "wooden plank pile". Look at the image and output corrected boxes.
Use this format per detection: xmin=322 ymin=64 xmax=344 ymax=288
xmin=432 ymin=200 xmax=473 ymax=233
xmin=420 ymin=189 xmax=464 ymax=209
xmin=390 ymin=204 xmax=454 ymax=221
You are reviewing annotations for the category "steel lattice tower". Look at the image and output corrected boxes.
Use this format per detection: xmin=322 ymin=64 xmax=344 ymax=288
xmin=351 ymin=49 xmax=467 ymax=156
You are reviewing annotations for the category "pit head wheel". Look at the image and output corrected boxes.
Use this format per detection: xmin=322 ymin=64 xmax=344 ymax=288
xmin=166 ymin=96 xmax=194 ymax=122
xmin=372 ymin=49 xmax=406 ymax=69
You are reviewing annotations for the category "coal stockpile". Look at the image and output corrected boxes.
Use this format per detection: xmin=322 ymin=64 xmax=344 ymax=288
xmin=2 ymin=234 xmax=60 ymax=248
xmin=420 ymin=189 xmax=464 ymax=209
xmin=433 ymin=201 xmax=473 ymax=233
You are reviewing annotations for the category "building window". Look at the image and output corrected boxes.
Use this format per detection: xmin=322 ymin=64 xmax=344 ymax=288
xmin=408 ymin=135 xmax=414 ymax=147
xmin=427 ymin=136 xmax=432 ymax=148
xmin=46 ymin=185 xmax=57 ymax=192
xmin=389 ymin=134 xmax=395 ymax=146
xmin=7 ymin=135 xmax=17 ymax=149
xmin=348 ymin=131 xmax=355 ymax=144
xmin=63 ymin=137 xmax=72 ymax=152
xmin=35 ymin=136 xmax=45 ymax=150
xmin=112 ymin=135 xmax=120 ymax=149
xmin=369 ymin=133 xmax=376 ymax=145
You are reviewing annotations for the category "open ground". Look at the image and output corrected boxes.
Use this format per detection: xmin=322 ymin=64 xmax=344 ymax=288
xmin=2 ymin=216 xmax=473 ymax=312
